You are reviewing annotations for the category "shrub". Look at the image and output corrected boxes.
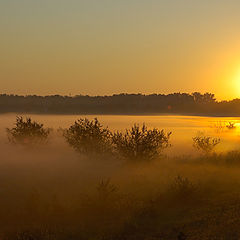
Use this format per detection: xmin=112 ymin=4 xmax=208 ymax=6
xmin=112 ymin=124 xmax=171 ymax=161
xmin=6 ymin=116 xmax=50 ymax=146
xmin=97 ymin=179 xmax=118 ymax=201
xmin=226 ymin=121 xmax=236 ymax=130
xmin=170 ymin=175 xmax=197 ymax=199
xmin=192 ymin=133 xmax=220 ymax=154
xmin=63 ymin=118 xmax=113 ymax=155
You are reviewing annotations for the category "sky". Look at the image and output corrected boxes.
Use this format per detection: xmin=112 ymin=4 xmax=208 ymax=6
xmin=1 ymin=0 xmax=240 ymax=99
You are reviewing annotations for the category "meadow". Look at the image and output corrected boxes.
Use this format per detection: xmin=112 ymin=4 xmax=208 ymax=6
xmin=1 ymin=114 xmax=240 ymax=240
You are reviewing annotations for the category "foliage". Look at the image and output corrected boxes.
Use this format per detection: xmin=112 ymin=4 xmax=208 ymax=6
xmin=226 ymin=121 xmax=236 ymax=130
xmin=193 ymin=133 xmax=220 ymax=154
xmin=192 ymin=92 xmax=216 ymax=103
xmin=170 ymin=175 xmax=197 ymax=199
xmin=63 ymin=118 xmax=113 ymax=155
xmin=96 ymin=179 xmax=118 ymax=201
xmin=6 ymin=116 xmax=50 ymax=145
xmin=0 ymin=92 xmax=222 ymax=116
xmin=112 ymin=124 xmax=171 ymax=161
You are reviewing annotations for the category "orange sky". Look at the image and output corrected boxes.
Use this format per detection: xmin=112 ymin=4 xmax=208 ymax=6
xmin=1 ymin=0 xmax=240 ymax=100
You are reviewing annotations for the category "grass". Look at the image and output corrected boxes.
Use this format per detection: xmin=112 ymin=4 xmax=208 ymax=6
xmin=1 ymin=149 xmax=240 ymax=240
xmin=2 ymin=117 xmax=240 ymax=239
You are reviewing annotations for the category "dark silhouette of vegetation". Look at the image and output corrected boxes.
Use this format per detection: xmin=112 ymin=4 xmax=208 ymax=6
xmin=226 ymin=121 xmax=236 ymax=130
xmin=96 ymin=179 xmax=118 ymax=201
xmin=6 ymin=116 xmax=50 ymax=145
xmin=1 ymin=92 xmax=240 ymax=116
xmin=63 ymin=118 xmax=171 ymax=161
xmin=63 ymin=118 xmax=113 ymax=155
xmin=193 ymin=133 xmax=220 ymax=154
xmin=170 ymin=175 xmax=197 ymax=200
xmin=112 ymin=124 xmax=171 ymax=161
xmin=3 ymin=118 xmax=240 ymax=239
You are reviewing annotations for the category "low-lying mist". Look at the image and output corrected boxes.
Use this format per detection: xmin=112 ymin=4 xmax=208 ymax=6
xmin=1 ymin=116 xmax=240 ymax=239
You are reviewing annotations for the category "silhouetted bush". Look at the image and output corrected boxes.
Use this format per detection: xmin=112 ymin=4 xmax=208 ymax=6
xmin=6 ymin=116 xmax=50 ymax=146
xmin=226 ymin=121 xmax=236 ymax=130
xmin=97 ymin=179 xmax=118 ymax=201
xmin=193 ymin=133 xmax=220 ymax=154
xmin=170 ymin=175 xmax=197 ymax=199
xmin=63 ymin=118 xmax=113 ymax=155
xmin=112 ymin=124 xmax=171 ymax=161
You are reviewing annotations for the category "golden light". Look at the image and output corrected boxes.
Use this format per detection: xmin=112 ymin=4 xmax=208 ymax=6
xmin=232 ymin=67 xmax=240 ymax=97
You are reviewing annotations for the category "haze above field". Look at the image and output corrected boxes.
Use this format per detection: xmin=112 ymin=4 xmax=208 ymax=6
xmin=1 ymin=0 xmax=240 ymax=99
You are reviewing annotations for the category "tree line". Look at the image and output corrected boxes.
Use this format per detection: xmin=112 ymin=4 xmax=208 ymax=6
xmin=1 ymin=92 xmax=240 ymax=116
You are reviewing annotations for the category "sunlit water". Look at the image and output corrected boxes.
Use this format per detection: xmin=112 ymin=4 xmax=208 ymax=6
xmin=1 ymin=114 xmax=240 ymax=156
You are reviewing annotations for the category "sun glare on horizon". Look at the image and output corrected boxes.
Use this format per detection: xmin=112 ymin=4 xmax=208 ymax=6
xmin=231 ymin=67 xmax=240 ymax=98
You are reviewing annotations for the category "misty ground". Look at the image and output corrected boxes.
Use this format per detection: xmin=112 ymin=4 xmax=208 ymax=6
xmin=1 ymin=132 xmax=240 ymax=240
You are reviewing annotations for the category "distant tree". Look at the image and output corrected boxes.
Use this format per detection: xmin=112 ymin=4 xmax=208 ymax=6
xmin=192 ymin=133 xmax=220 ymax=154
xmin=192 ymin=92 xmax=202 ymax=103
xmin=202 ymin=92 xmax=216 ymax=103
xmin=0 ymin=92 xmax=228 ymax=116
xmin=192 ymin=92 xmax=216 ymax=104
xmin=6 ymin=116 xmax=50 ymax=145
xmin=97 ymin=179 xmax=117 ymax=201
xmin=112 ymin=124 xmax=171 ymax=161
xmin=63 ymin=118 xmax=113 ymax=155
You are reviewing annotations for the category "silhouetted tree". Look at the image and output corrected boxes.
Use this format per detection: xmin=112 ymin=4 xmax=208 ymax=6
xmin=6 ymin=116 xmax=50 ymax=145
xmin=112 ymin=124 xmax=171 ymax=161
xmin=192 ymin=133 xmax=220 ymax=154
xmin=63 ymin=118 xmax=113 ymax=155
xmin=192 ymin=92 xmax=216 ymax=104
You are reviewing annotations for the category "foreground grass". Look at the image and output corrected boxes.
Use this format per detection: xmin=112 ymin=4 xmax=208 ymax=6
xmin=1 ymin=143 xmax=240 ymax=240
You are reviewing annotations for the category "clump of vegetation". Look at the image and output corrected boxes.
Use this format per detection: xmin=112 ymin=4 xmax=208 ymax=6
xmin=63 ymin=118 xmax=113 ymax=155
xmin=192 ymin=133 xmax=220 ymax=154
xmin=170 ymin=175 xmax=197 ymax=199
xmin=112 ymin=124 xmax=171 ymax=161
xmin=97 ymin=179 xmax=118 ymax=201
xmin=6 ymin=116 xmax=51 ymax=146
xmin=226 ymin=121 xmax=236 ymax=130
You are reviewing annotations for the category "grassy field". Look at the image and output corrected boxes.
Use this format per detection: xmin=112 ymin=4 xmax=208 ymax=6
xmin=1 ymin=142 xmax=240 ymax=240
xmin=1 ymin=117 xmax=240 ymax=240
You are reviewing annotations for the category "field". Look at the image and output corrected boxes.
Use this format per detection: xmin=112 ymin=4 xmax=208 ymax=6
xmin=1 ymin=114 xmax=240 ymax=239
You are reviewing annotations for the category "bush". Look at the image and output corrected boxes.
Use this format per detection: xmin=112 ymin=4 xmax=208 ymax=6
xmin=112 ymin=124 xmax=171 ymax=161
xmin=226 ymin=121 xmax=236 ymax=130
xmin=192 ymin=133 xmax=220 ymax=154
xmin=170 ymin=175 xmax=197 ymax=199
xmin=63 ymin=118 xmax=113 ymax=155
xmin=6 ymin=116 xmax=50 ymax=146
xmin=97 ymin=179 xmax=118 ymax=201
